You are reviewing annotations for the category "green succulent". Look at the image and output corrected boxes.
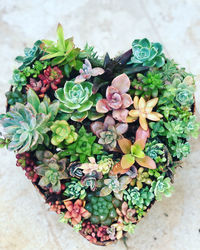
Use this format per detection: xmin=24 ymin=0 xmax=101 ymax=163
xmin=149 ymin=120 xmax=166 ymax=138
xmin=135 ymin=206 xmax=146 ymax=221
xmin=130 ymin=71 xmax=163 ymax=98
xmin=58 ymin=126 xmax=103 ymax=163
xmin=23 ymin=60 xmax=49 ymax=78
xmin=0 ymin=89 xmax=59 ymax=153
xmin=128 ymin=38 xmax=165 ymax=67
xmin=64 ymin=179 xmax=86 ymax=200
xmin=164 ymin=119 xmax=185 ymax=143
xmin=55 ymin=80 xmax=102 ymax=122
xmin=134 ymin=167 xmax=153 ymax=190
xmin=151 ymin=176 xmax=174 ymax=201
xmin=85 ymin=193 xmax=120 ymax=226
xmin=15 ymin=40 xmax=43 ymax=70
xmin=123 ymin=186 xmax=154 ymax=209
xmin=11 ymin=69 xmax=27 ymax=91
xmin=35 ymin=150 xmax=68 ymax=192
xmin=100 ymin=175 xmax=131 ymax=200
xmin=159 ymin=58 xmax=190 ymax=82
xmin=145 ymin=140 xmax=167 ymax=164
xmin=175 ymin=82 xmax=194 ymax=107
xmin=6 ymin=89 xmax=26 ymax=106
xmin=171 ymin=140 xmax=190 ymax=160
xmin=40 ymin=24 xmax=82 ymax=74
xmin=123 ymin=222 xmax=136 ymax=234
xmin=50 ymin=120 xmax=78 ymax=146
xmin=79 ymin=43 xmax=103 ymax=67
xmin=184 ymin=116 xmax=200 ymax=139
xmin=97 ymin=155 xmax=115 ymax=174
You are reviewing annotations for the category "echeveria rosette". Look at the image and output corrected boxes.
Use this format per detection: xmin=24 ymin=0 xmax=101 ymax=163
xmin=50 ymin=120 xmax=78 ymax=146
xmin=123 ymin=186 xmax=154 ymax=209
xmin=91 ymin=115 xmax=128 ymax=151
xmin=15 ymin=40 xmax=43 ymax=71
xmin=96 ymin=73 xmax=133 ymax=122
xmin=55 ymin=80 xmax=102 ymax=122
xmin=150 ymin=176 xmax=174 ymax=201
xmin=100 ymin=175 xmax=132 ymax=200
xmin=175 ymin=83 xmax=194 ymax=107
xmin=35 ymin=150 xmax=68 ymax=193
xmin=64 ymin=179 xmax=86 ymax=200
xmin=0 ymin=103 xmax=50 ymax=153
xmin=145 ymin=140 xmax=167 ymax=164
xmin=128 ymin=38 xmax=165 ymax=67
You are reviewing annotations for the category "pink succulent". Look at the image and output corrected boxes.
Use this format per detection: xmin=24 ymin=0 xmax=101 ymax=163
xmin=75 ymin=59 xmax=104 ymax=83
xmin=96 ymin=73 xmax=133 ymax=122
xmin=90 ymin=115 xmax=128 ymax=151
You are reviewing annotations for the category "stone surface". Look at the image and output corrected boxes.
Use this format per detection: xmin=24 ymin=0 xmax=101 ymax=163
xmin=0 ymin=0 xmax=200 ymax=249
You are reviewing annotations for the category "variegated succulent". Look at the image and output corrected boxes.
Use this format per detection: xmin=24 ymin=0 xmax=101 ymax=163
xmin=35 ymin=150 xmax=68 ymax=192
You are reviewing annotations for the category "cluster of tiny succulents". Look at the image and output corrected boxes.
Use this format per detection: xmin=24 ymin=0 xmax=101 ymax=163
xmin=0 ymin=24 xmax=199 ymax=245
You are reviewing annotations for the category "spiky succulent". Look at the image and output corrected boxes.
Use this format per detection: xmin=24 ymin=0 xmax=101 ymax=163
xmin=128 ymin=38 xmax=165 ymax=67
xmin=171 ymin=140 xmax=190 ymax=160
xmin=150 ymin=176 xmax=174 ymax=201
xmin=131 ymin=72 xmax=163 ymax=98
xmin=123 ymin=186 xmax=154 ymax=209
xmin=59 ymin=126 xmax=103 ymax=163
xmin=64 ymin=179 xmax=86 ymax=200
xmin=50 ymin=120 xmax=78 ymax=146
xmin=35 ymin=150 xmax=68 ymax=192
xmin=15 ymin=40 xmax=43 ymax=70
xmin=55 ymin=80 xmax=102 ymax=122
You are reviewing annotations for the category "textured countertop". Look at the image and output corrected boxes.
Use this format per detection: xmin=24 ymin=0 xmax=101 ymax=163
xmin=0 ymin=1 xmax=200 ymax=249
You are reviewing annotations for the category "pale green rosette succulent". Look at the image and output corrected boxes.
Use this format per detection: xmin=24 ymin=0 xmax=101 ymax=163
xmin=55 ymin=81 xmax=102 ymax=122
xmin=151 ymin=176 xmax=174 ymax=201
xmin=128 ymin=38 xmax=165 ymax=67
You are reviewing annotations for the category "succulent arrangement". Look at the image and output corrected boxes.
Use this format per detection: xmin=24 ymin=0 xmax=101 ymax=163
xmin=0 ymin=24 xmax=199 ymax=246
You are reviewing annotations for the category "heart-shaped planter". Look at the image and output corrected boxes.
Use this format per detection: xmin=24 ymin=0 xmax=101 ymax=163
xmin=1 ymin=24 xmax=199 ymax=246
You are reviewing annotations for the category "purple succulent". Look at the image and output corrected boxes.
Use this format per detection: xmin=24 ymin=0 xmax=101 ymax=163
xmin=96 ymin=73 xmax=133 ymax=122
xmin=90 ymin=115 xmax=128 ymax=151
xmin=75 ymin=59 xmax=104 ymax=83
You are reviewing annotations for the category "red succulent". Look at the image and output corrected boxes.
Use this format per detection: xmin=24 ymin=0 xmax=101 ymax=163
xmin=27 ymin=66 xmax=63 ymax=98
xmin=49 ymin=201 xmax=65 ymax=214
xmin=64 ymin=199 xmax=91 ymax=225
xmin=96 ymin=73 xmax=133 ymax=122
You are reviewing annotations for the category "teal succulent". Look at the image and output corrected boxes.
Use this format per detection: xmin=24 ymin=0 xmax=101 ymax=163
xmin=145 ymin=140 xmax=167 ymax=164
xmin=11 ymin=69 xmax=27 ymax=91
xmin=131 ymin=71 xmax=163 ymax=98
xmin=171 ymin=140 xmax=190 ymax=160
xmin=0 ymin=89 xmax=59 ymax=153
xmin=6 ymin=89 xmax=26 ymax=106
xmin=123 ymin=186 xmax=154 ymax=209
xmin=55 ymin=80 xmax=102 ymax=122
xmin=58 ymin=126 xmax=103 ymax=163
xmin=151 ymin=176 xmax=174 ymax=201
xmin=35 ymin=150 xmax=68 ymax=192
xmin=175 ymin=82 xmax=194 ymax=107
xmin=15 ymin=40 xmax=43 ymax=70
xmin=64 ymin=178 xmax=86 ymax=200
xmin=128 ymin=38 xmax=165 ymax=67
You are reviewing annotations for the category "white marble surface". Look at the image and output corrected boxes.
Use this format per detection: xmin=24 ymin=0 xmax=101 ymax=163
xmin=0 ymin=1 xmax=200 ymax=249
